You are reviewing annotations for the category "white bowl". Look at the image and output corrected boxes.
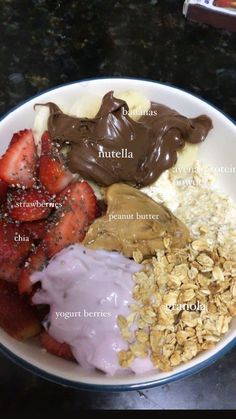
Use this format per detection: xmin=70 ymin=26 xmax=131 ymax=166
xmin=0 ymin=78 xmax=235 ymax=390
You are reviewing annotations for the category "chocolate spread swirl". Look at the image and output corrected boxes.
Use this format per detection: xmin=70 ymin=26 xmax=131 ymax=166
xmin=46 ymin=91 xmax=212 ymax=187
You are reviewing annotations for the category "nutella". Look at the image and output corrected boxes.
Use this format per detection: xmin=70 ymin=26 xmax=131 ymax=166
xmin=46 ymin=91 xmax=212 ymax=187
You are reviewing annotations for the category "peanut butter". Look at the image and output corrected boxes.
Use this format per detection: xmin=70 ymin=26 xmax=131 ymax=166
xmin=83 ymin=183 xmax=190 ymax=258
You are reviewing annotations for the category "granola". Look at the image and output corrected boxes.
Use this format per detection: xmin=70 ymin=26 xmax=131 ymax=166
xmin=118 ymin=237 xmax=236 ymax=371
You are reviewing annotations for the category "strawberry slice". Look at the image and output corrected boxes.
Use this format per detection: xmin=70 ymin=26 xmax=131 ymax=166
xmin=0 ymin=129 xmax=37 ymax=188
xmin=39 ymin=156 xmax=73 ymax=195
xmin=45 ymin=181 xmax=97 ymax=257
xmin=40 ymin=331 xmax=75 ymax=361
xmin=22 ymin=220 xmax=48 ymax=241
xmin=214 ymin=0 xmax=235 ymax=7
xmin=0 ymin=264 xmax=21 ymax=283
xmin=18 ymin=244 xmax=47 ymax=294
xmin=8 ymin=188 xmax=52 ymax=222
xmin=0 ymin=179 xmax=8 ymax=204
xmin=39 ymin=131 xmax=73 ymax=195
xmin=18 ymin=181 xmax=97 ymax=293
xmin=0 ymin=280 xmax=41 ymax=340
xmin=40 ymin=131 xmax=54 ymax=155
xmin=0 ymin=221 xmax=32 ymax=282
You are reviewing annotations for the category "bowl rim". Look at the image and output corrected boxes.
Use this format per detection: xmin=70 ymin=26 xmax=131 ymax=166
xmin=0 ymin=77 xmax=235 ymax=391
xmin=1 ymin=76 xmax=236 ymax=127
xmin=0 ymin=338 xmax=236 ymax=391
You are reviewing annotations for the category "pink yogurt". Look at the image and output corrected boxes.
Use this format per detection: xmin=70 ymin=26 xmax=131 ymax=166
xmin=31 ymin=244 xmax=154 ymax=375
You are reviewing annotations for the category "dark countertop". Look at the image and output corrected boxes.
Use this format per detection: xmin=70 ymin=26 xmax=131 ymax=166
xmin=0 ymin=0 xmax=236 ymax=412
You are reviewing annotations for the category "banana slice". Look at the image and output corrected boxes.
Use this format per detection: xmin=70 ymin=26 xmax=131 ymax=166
xmin=115 ymin=90 xmax=150 ymax=121
xmin=69 ymin=94 xmax=102 ymax=118
xmin=86 ymin=180 xmax=103 ymax=200
xmin=176 ymin=143 xmax=199 ymax=169
xmin=33 ymin=105 xmax=50 ymax=155
xmin=142 ymin=144 xmax=198 ymax=212
xmin=33 ymin=90 xmax=150 ymax=153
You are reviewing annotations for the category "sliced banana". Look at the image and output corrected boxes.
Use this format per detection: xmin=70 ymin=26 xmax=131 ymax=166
xmin=86 ymin=180 xmax=103 ymax=200
xmin=33 ymin=105 xmax=50 ymax=155
xmin=176 ymin=143 xmax=199 ymax=170
xmin=115 ymin=89 xmax=150 ymax=121
xmin=33 ymin=90 xmax=150 ymax=154
xmin=69 ymin=94 xmax=102 ymax=118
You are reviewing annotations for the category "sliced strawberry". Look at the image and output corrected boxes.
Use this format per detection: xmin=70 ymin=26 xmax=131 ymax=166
xmin=0 ymin=221 xmax=32 ymax=281
xmin=0 ymin=129 xmax=37 ymax=188
xmin=45 ymin=181 xmax=97 ymax=257
xmin=0 ymin=264 xmax=21 ymax=283
xmin=18 ymin=244 xmax=47 ymax=294
xmin=22 ymin=219 xmax=48 ymax=241
xmin=8 ymin=188 xmax=51 ymax=222
xmin=41 ymin=131 xmax=53 ymax=155
xmin=214 ymin=0 xmax=232 ymax=7
xmin=18 ymin=181 xmax=96 ymax=293
xmin=39 ymin=156 xmax=74 ymax=195
xmin=39 ymin=131 xmax=73 ymax=195
xmin=40 ymin=331 xmax=75 ymax=361
xmin=0 ymin=280 xmax=41 ymax=340
xmin=0 ymin=179 xmax=8 ymax=204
